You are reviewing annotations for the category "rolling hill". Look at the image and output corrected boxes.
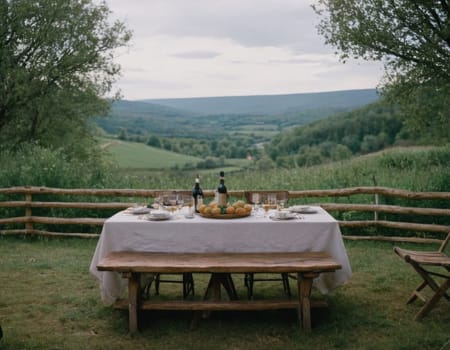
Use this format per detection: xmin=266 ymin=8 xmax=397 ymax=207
xmin=95 ymin=89 xmax=380 ymax=138
xmin=144 ymin=89 xmax=379 ymax=115
xmin=100 ymin=138 xmax=201 ymax=169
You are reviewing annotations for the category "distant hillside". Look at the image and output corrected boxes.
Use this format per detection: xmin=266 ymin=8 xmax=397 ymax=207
xmin=143 ymin=89 xmax=379 ymax=115
xmin=267 ymin=100 xmax=410 ymax=167
xmin=95 ymin=89 xmax=380 ymax=138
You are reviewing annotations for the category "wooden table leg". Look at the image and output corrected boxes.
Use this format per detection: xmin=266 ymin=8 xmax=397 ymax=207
xmin=217 ymin=273 xmax=238 ymax=300
xmin=190 ymin=273 xmax=237 ymax=329
xmin=127 ymin=272 xmax=141 ymax=334
xmin=296 ymin=272 xmax=318 ymax=331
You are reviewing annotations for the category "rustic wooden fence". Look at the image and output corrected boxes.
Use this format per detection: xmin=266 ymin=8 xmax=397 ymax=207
xmin=0 ymin=186 xmax=449 ymax=243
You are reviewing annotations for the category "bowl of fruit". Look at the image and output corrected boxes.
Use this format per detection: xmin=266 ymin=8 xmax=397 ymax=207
xmin=198 ymin=200 xmax=252 ymax=219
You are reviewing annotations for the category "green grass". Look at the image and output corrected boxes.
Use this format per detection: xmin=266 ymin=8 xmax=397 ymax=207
xmin=113 ymin=145 xmax=450 ymax=193
xmin=0 ymin=236 xmax=449 ymax=349
xmin=100 ymin=138 xmax=203 ymax=169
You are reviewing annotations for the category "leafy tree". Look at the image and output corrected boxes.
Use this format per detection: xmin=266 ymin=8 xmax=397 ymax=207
xmin=118 ymin=128 xmax=128 ymax=141
xmin=0 ymin=0 xmax=131 ymax=156
xmin=331 ymin=144 xmax=352 ymax=161
xmin=313 ymin=0 xmax=450 ymax=139
xmin=147 ymin=135 xmax=161 ymax=148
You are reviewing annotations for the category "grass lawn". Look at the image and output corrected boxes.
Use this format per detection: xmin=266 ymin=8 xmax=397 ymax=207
xmin=0 ymin=237 xmax=449 ymax=350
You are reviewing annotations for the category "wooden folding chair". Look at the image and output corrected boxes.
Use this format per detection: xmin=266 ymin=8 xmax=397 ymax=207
xmin=394 ymin=232 xmax=450 ymax=320
xmin=243 ymin=191 xmax=291 ymax=299
xmin=149 ymin=191 xmax=195 ymax=299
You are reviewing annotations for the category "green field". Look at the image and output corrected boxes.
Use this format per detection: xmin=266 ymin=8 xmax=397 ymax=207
xmin=100 ymin=138 xmax=203 ymax=169
xmin=99 ymin=138 xmax=254 ymax=172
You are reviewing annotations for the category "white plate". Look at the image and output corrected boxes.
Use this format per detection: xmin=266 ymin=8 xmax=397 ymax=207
xmin=131 ymin=206 xmax=150 ymax=214
xmin=146 ymin=215 xmax=171 ymax=221
xmin=145 ymin=210 xmax=171 ymax=220
xmin=269 ymin=213 xmax=297 ymax=221
xmin=289 ymin=206 xmax=317 ymax=214
xmin=124 ymin=206 xmax=150 ymax=215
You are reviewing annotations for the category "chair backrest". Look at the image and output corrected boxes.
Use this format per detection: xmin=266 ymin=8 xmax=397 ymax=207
xmin=438 ymin=232 xmax=450 ymax=253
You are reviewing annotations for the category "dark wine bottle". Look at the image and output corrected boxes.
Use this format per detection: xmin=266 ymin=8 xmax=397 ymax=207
xmin=217 ymin=171 xmax=227 ymax=207
xmin=192 ymin=174 xmax=203 ymax=213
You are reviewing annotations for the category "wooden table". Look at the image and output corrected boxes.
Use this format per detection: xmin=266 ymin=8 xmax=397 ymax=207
xmin=90 ymin=206 xmax=352 ymax=305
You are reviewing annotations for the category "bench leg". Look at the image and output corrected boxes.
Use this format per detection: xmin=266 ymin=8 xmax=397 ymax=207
xmin=128 ymin=272 xmax=141 ymax=333
xmin=297 ymin=272 xmax=318 ymax=331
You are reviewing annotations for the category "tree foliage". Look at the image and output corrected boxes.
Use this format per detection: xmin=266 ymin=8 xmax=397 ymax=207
xmin=0 ymin=0 xmax=131 ymax=156
xmin=313 ymin=0 xmax=450 ymax=139
xmin=267 ymin=101 xmax=408 ymax=167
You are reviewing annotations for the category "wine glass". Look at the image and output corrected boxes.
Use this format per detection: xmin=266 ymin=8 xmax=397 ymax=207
xmin=262 ymin=195 xmax=271 ymax=217
xmin=176 ymin=193 xmax=184 ymax=216
xmin=153 ymin=194 xmax=161 ymax=209
xmin=183 ymin=195 xmax=194 ymax=218
xmin=168 ymin=194 xmax=178 ymax=215
xmin=277 ymin=194 xmax=287 ymax=211
xmin=251 ymin=192 xmax=261 ymax=216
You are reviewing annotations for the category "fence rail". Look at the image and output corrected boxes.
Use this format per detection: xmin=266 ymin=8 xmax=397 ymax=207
xmin=0 ymin=186 xmax=449 ymax=242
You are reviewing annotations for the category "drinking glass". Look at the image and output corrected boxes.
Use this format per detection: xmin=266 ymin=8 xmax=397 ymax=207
xmin=176 ymin=193 xmax=184 ymax=215
xmin=183 ymin=195 xmax=194 ymax=217
xmin=168 ymin=194 xmax=178 ymax=214
xmin=263 ymin=200 xmax=271 ymax=217
xmin=277 ymin=196 xmax=286 ymax=211
xmin=251 ymin=192 xmax=261 ymax=215
xmin=153 ymin=194 xmax=161 ymax=209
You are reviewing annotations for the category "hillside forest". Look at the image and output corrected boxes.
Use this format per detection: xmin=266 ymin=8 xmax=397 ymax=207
xmin=95 ymin=95 xmax=422 ymax=171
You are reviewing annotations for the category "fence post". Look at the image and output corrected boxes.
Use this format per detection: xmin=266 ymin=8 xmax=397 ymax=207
xmin=374 ymin=194 xmax=379 ymax=222
xmin=25 ymin=193 xmax=33 ymax=233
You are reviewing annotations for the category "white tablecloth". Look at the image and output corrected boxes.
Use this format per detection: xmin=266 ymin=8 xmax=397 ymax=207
xmin=90 ymin=207 xmax=352 ymax=304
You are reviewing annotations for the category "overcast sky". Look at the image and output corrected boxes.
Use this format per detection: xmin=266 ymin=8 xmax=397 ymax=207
xmin=105 ymin=0 xmax=384 ymax=100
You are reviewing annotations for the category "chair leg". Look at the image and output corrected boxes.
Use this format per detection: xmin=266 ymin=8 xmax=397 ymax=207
xmin=182 ymin=273 xmax=195 ymax=299
xmin=406 ymin=259 xmax=450 ymax=320
xmin=414 ymin=278 xmax=450 ymax=321
xmin=282 ymin=273 xmax=291 ymax=297
xmin=154 ymin=273 xmax=160 ymax=295
xmin=245 ymin=273 xmax=254 ymax=299
xmin=407 ymin=280 xmax=428 ymax=304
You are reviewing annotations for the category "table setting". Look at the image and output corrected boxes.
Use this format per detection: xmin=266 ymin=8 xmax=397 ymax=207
xmin=90 ymin=197 xmax=352 ymax=305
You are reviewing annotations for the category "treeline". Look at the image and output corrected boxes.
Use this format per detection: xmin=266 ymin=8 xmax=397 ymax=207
xmin=118 ymin=131 xmax=263 ymax=160
xmin=266 ymin=101 xmax=416 ymax=167
xmin=113 ymin=100 xmax=420 ymax=168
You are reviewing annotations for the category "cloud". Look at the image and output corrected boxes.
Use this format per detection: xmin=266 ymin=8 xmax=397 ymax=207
xmin=171 ymin=50 xmax=221 ymax=59
xmin=105 ymin=0 xmax=384 ymax=99
xmin=108 ymin=0 xmax=320 ymax=50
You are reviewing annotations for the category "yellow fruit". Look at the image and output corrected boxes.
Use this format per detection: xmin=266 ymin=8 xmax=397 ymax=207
xmin=235 ymin=207 xmax=246 ymax=215
xmin=233 ymin=200 xmax=245 ymax=208
xmin=226 ymin=206 xmax=235 ymax=214
xmin=211 ymin=207 xmax=221 ymax=215
xmin=204 ymin=206 xmax=212 ymax=215
xmin=244 ymin=204 xmax=253 ymax=213
xmin=199 ymin=204 xmax=207 ymax=214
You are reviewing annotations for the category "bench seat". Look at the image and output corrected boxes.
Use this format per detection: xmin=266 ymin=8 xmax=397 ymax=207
xmin=97 ymin=251 xmax=341 ymax=333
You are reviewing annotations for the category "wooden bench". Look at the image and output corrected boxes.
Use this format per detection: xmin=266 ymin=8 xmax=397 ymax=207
xmin=97 ymin=251 xmax=342 ymax=333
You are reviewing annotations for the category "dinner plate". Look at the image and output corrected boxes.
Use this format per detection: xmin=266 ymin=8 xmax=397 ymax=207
xmin=146 ymin=215 xmax=171 ymax=221
xmin=289 ymin=206 xmax=317 ymax=214
xmin=130 ymin=206 xmax=150 ymax=214
xmin=124 ymin=206 xmax=150 ymax=215
xmin=269 ymin=213 xmax=297 ymax=221
xmin=144 ymin=210 xmax=172 ymax=221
